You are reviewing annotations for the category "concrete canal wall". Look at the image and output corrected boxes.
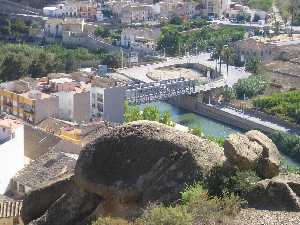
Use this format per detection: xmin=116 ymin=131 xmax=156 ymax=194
xmin=169 ymin=94 xmax=288 ymax=135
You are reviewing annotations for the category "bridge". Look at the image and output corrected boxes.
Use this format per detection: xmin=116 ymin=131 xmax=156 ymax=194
xmin=124 ymin=78 xmax=224 ymax=104
xmin=0 ymin=0 xmax=42 ymax=16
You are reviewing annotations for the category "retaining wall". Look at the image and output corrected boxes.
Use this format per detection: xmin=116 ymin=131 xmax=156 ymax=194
xmin=169 ymin=94 xmax=284 ymax=135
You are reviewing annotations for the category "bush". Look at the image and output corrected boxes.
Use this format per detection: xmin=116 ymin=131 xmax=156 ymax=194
xmin=205 ymin=166 xmax=261 ymax=198
xmin=140 ymin=206 xmax=193 ymax=225
xmin=253 ymin=90 xmax=300 ymax=124
xmin=270 ymin=132 xmax=300 ymax=164
xmin=181 ymin=183 xmax=241 ymax=225
xmin=234 ymin=74 xmax=268 ymax=99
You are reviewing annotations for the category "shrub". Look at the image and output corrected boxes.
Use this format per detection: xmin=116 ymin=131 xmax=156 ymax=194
xmin=234 ymin=74 xmax=268 ymax=99
xmin=92 ymin=217 xmax=132 ymax=225
xmin=140 ymin=205 xmax=193 ymax=225
xmin=270 ymin=132 xmax=300 ymax=164
xmin=181 ymin=183 xmax=241 ymax=225
xmin=205 ymin=166 xmax=261 ymax=198
xmin=253 ymin=90 xmax=300 ymax=124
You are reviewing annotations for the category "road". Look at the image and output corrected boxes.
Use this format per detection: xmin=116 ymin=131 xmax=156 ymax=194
xmin=116 ymin=52 xmax=251 ymax=87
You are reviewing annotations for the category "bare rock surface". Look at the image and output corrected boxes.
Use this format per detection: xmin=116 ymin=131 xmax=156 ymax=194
xmin=28 ymin=186 xmax=101 ymax=225
xmin=249 ymin=174 xmax=300 ymax=211
xmin=21 ymin=174 xmax=74 ymax=224
xmin=75 ymin=121 xmax=225 ymax=204
xmin=224 ymin=130 xmax=280 ymax=178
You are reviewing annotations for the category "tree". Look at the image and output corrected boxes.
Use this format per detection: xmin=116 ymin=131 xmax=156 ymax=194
xmin=157 ymin=26 xmax=182 ymax=56
xmin=287 ymin=0 xmax=300 ymax=39
xmin=94 ymin=26 xmax=110 ymax=38
xmin=123 ymin=101 xmax=142 ymax=122
xmin=101 ymin=54 xmax=121 ymax=68
xmin=221 ymin=46 xmax=235 ymax=81
xmin=169 ymin=16 xmax=183 ymax=25
xmin=245 ymin=56 xmax=261 ymax=73
xmin=142 ymin=106 xmax=160 ymax=121
xmin=223 ymin=86 xmax=236 ymax=102
xmin=252 ymin=14 xmax=261 ymax=22
xmin=160 ymin=111 xmax=174 ymax=126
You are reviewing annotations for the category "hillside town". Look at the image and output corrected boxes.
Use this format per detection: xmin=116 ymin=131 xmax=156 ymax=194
xmin=0 ymin=0 xmax=300 ymax=225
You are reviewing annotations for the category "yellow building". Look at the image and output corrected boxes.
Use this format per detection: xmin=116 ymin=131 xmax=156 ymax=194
xmin=0 ymin=82 xmax=59 ymax=124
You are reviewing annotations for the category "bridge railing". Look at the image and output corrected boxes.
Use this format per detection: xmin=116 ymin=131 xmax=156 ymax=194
xmin=126 ymin=78 xmax=197 ymax=104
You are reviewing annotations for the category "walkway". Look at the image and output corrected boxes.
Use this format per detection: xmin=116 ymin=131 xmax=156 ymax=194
xmin=116 ymin=53 xmax=251 ymax=86
xmin=215 ymin=105 xmax=299 ymax=136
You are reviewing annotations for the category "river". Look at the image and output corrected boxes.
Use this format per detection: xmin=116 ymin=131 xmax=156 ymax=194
xmin=140 ymin=101 xmax=242 ymax=138
xmin=140 ymin=101 xmax=300 ymax=168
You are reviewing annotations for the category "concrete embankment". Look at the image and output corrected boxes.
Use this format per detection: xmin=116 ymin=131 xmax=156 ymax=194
xmin=169 ymin=95 xmax=298 ymax=136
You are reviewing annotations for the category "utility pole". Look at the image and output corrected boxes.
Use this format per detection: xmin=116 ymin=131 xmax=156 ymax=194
xmin=121 ymin=48 xmax=124 ymax=68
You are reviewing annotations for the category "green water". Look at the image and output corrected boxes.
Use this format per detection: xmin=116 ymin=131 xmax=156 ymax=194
xmin=140 ymin=101 xmax=300 ymax=168
xmin=140 ymin=101 xmax=242 ymax=138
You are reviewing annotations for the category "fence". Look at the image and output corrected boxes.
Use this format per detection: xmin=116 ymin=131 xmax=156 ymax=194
xmin=0 ymin=200 xmax=23 ymax=218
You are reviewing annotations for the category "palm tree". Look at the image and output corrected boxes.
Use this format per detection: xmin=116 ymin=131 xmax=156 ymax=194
xmin=221 ymin=46 xmax=235 ymax=84
xmin=287 ymin=0 xmax=300 ymax=39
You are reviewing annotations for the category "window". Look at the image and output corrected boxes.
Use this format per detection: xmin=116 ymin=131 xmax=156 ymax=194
xmin=18 ymin=184 xmax=25 ymax=193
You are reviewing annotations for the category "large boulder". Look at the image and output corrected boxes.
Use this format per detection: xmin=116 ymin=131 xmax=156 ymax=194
xmin=75 ymin=121 xmax=225 ymax=205
xmin=249 ymin=174 xmax=300 ymax=211
xmin=224 ymin=130 xmax=280 ymax=178
xmin=28 ymin=186 xmax=101 ymax=225
xmin=21 ymin=174 xmax=74 ymax=224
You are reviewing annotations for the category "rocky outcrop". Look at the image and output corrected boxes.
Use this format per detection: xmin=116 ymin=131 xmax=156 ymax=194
xmin=224 ymin=130 xmax=280 ymax=179
xmin=75 ymin=121 xmax=225 ymax=204
xmin=249 ymin=174 xmax=300 ymax=211
xmin=28 ymin=186 xmax=101 ymax=225
xmin=21 ymin=174 xmax=74 ymax=224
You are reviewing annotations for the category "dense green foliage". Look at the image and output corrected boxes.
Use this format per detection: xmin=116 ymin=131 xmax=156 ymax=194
xmin=140 ymin=206 xmax=192 ymax=225
xmin=157 ymin=22 xmax=245 ymax=56
xmin=124 ymin=102 xmax=174 ymax=126
xmin=0 ymin=16 xmax=31 ymax=37
xmin=234 ymin=74 xmax=268 ymax=99
xmin=245 ymin=57 xmax=261 ymax=74
xmin=253 ymin=90 xmax=300 ymax=124
xmin=0 ymin=43 xmax=121 ymax=81
xmin=248 ymin=0 xmax=273 ymax=11
xmin=188 ymin=127 xmax=225 ymax=147
xmin=205 ymin=166 xmax=261 ymax=198
xmin=270 ymin=132 xmax=300 ymax=164
xmin=92 ymin=182 xmax=241 ymax=225
xmin=94 ymin=26 xmax=110 ymax=38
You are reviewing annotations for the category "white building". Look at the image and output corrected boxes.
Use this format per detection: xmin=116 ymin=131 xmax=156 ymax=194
xmin=121 ymin=27 xmax=161 ymax=53
xmin=0 ymin=117 xmax=25 ymax=194
xmin=50 ymin=78 xmax=91 ymax=123
xmin=63 ymin=1 xmax=78 ymax=17
xmin=43 ymin=6 xmax=63 ymax=17
xmin=120 ymin=4 xmax=154 ymax=24
xmin=90 ymin=77 xmax=125 ymax=123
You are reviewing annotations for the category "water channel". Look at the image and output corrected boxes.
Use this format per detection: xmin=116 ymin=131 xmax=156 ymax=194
xmin=140 ymin=101 xmax=300 ymax=167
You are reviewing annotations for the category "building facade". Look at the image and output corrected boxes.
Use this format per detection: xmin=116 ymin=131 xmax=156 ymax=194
xmin=0 ymin=117 xmax=24 ymax=194
xmin=0 ymin=82 xmax=59 ymax=124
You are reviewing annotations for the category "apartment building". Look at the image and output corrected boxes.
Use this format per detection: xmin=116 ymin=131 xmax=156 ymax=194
xmin=45 ymin=17 xmax=86 ymax=45
xmin=120 ymin=4 xmax=154 ymax=24
xmin=0 ymin=117 xmax=25 ymax=194
xmin=90 ymin=77 xmax=126 ymax=123
xmin=197 ymin=0 xmax=230 ymax=18
xmin=0 ymin=81 xmax=59 ymax=124
xmin=121 ymin=27 xmax=161 ymax=53
xmin=78 ymin=1 xmax=97 ymax=20
xmin=50 ymin=77 xmax=91 ymax=123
